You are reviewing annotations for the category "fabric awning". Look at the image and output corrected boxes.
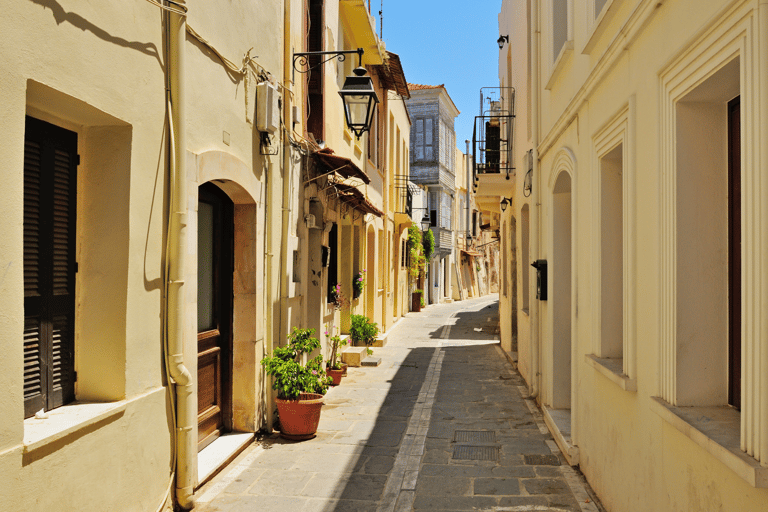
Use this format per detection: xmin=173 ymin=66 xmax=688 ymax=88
xmin=314 ymin=147 xmax=370 ymax=184
xmin=461 ymin=249 xmax=483 ymax=258
xmin=332 ymin=182 xmax=384 ymax=217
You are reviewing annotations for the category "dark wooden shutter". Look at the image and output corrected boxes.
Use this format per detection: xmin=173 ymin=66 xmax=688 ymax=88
xmin=306 ymin=0 xmax=324 ymax=140
xmin=23 ymin=116 xmax=77 ymax=418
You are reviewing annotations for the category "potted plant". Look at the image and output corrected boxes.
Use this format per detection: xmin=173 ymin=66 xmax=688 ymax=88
xmin=324 ymin=325 xmax=347 ymax=386
xmin=261 ymin=327 xmax=332 ymax=440
xmin=349 ymin=314 xmax=379 ymax=350
xmin=412 ymin=289 xmax=423 ymax=312
xmin=329 ymin=282 xmax=349 ymax=311
xmin=352 ymin=269 xmax=366 ymax=299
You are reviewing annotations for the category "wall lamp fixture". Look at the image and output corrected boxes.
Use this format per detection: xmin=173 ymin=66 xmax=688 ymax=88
xmin=497 ymin=35 xmax=509 ymax=49
xmin=292 ymin=48 xmax=379 ymax=138
xmin=500 ymin=197 xmax=513 ymax=212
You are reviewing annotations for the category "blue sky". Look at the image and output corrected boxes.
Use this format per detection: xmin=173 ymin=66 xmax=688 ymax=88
xmin=372 ymin=0 xmax=502 ymax=149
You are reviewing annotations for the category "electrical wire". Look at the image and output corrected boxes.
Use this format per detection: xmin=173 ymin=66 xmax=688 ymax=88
xmin=143 ymin=0 xmax=187 ymax=16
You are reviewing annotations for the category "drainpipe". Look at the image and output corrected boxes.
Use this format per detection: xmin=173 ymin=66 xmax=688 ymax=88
xmin=529 ymin=0 xmax=541 ymax=400
xmin=166 ymin=0 xmax=195 ymax=508
xmin=465 ymin=140 xmax=471 ymax=248
xmin=167 ymin=4 xmax=195 ymax=508
xmin=279 ymin=1 xmax=293 ymax=347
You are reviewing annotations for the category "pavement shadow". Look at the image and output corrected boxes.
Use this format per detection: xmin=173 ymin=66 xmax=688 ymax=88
xmin=316 ymin=346 xmax=435 ymax=511
xmin=427 ymin=301 xmax=499 ymax=340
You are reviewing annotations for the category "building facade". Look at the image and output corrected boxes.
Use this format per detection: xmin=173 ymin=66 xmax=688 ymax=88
xmin=496 ymin=0 xmax=768 ymax=510
xmin=406 ymin=84 xmax=460 ymax=305
xmin=0 ymin=0 xmax=411 ymax=510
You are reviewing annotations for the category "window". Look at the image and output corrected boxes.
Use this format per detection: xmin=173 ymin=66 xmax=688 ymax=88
xmin=588 ymin=104 xmax=634 ymax=388
xmin=545 ymin=0 xmax=573 ymax=89
xmin=521 ymin=205 xmax=530 ymax=312
xmin=599 ymin=144 xmax=623 ymax=360
xmin=23 ymin=116 xmax=77 ymax=418
xmin=306 ymin=0 xmax=324 ymax=140
xmin=552 ymin=0 xmax=569 ymax=62
xmin=414 ymin=117 xmax=434 ymax=162
xmin=367 ymin=107 xmax=378 ymax=165
xmin=440 ymin=191 xmax=452 ymax=230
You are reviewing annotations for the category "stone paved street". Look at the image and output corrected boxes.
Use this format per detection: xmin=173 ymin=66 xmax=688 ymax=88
xmin=196 ymin=296 xmax=603 ymax=512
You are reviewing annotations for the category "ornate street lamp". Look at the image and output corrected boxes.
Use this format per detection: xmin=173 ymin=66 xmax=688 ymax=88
xmin=338 ymin=66 xmax=379 ymax=138
xmin=421 ymin=213 xmax=431 ymax=232
xmin=293 ymin=48 xmax=379 ymax=138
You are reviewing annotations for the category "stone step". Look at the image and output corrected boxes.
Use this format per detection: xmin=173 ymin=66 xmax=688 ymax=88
xmin=361 ymin=356 xmax=381 ymax=367
xmin=341 ymin=346 xmax=367 ymax=367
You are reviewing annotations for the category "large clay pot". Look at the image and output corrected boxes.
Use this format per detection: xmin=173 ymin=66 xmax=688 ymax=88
xmin=275 ymin=393 xmax=324 ymax=440
xmin=412 ymin=292 xmax=422 ymax=312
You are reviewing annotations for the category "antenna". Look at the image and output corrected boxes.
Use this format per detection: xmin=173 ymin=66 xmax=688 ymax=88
xmin=379 ymin=0 xmax=383 ymax=39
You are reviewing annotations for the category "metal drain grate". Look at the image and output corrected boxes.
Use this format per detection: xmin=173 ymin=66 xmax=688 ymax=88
xmin=453 ymin=430 xmax=496 ymax=443
xmin=452 ymin=445 xmax=500 ymax=461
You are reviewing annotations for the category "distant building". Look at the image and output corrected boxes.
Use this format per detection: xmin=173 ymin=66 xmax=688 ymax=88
xmin=406 ymin=84 xmax=460 ymax=304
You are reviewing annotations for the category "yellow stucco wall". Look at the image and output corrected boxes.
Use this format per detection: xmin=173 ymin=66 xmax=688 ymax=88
xmin=499 ymin=0 xmax=768 ymax=510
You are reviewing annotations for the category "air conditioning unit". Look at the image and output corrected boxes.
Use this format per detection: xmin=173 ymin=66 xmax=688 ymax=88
xmin=256 ymin=82 xmax=280 ymax=134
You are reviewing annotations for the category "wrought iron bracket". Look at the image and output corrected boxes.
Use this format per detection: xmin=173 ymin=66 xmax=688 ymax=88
xmin=293 ymin=48 xmax=363 ymax=74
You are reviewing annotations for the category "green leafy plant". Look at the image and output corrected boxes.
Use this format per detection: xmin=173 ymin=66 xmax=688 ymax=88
xmin=422 ymin=228 xmax=435 ymax=260
xmin=261 ymin=327 xmax=332 ymax=400
xmin=349 ymin=314 xmax=379 ymax=347
xmin=324 ymin=324 xmax=347 ymax=370
xmin=352 ymin=269 xmax=366 ymax=299
xmin=407 ymin=226 xmax=423 ymax=282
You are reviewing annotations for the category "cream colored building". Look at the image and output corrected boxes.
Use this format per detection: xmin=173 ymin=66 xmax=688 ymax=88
xmin=0 ymin=0 xmax=410 ymax=510
xmin=496 ymin=0 xmax=768 ymax=510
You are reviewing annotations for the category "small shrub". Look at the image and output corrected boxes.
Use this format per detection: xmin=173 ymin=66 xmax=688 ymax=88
xmin=260 ymin=327 xmax=332 ymax=400
xmin=349 ymin=314 xmax=379 ymax=347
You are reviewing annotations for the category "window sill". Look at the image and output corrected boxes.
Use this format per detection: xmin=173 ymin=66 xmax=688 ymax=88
xmin=585 ymin=354 xmax=636 ymax=391
xmin=650 ymin=397 xmax=768 ymax=488
xmin=581 ymin=0 xmax=618 ymax=55
xmin=545 ymin=40 xmax=574 ymax=90
xmin=23 ymin=400 xmax=127 ymax=454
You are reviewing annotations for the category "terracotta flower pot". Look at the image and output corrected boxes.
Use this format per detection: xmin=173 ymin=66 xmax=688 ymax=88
xmin=326 ymin=367 xmax=344 ymax=386
xmin=275 ymin=392 xmax=324 ymax=440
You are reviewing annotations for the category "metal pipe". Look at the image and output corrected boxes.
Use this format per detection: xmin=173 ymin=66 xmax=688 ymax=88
xmin=465 ymin=140 xmax=471 ymax=245
xmin=166 ymin=0 xmax=195 ymax=508
xmin=529 ymin=0 xmax=541 ymax=401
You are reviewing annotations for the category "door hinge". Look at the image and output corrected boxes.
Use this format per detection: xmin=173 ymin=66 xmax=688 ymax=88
xmin=73 ymin=371 xmax=77 ymax=382
xmin=74 ymin=262 xmax=79 ymax=273
xmin=76 ymin=154 xmax=81 ymax=166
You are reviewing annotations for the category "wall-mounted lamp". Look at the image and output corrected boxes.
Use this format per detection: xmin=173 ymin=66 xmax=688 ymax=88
xmin=497 ymin=35 xmax=509 ymax=49
xmin=293 ymin=48 xmax=379 ymax=138
xmin=499 ymin=197 xmax=513 ymax=212
xmin=421 ymin=213 xmax=431 ymax=232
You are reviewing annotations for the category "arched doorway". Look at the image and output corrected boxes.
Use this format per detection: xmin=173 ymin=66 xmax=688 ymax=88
xmin=366 ymin=226 xmax=376 ymax=318
xmin=197 ymin=182 xmax=234 ymax=451
xmin=552 ymin=171 xmax=571 ymax=410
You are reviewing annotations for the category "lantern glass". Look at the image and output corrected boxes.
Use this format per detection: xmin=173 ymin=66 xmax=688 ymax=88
xmin=421 ymin=214 xmax=431 ymax=232
xmin=339 ymin=70 xmax=379 ymax=137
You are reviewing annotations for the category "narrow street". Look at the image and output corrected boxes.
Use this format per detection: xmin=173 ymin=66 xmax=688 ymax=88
xmin=196 ymin=296 xmax=602 ymax=512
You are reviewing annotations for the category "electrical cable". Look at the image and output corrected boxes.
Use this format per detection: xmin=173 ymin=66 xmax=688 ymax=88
xmin=143 ymin=0 xmax=187 ymax=16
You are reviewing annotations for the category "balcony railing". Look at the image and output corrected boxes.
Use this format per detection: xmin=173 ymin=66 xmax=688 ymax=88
xmin=472 ymin=87 xmax=515 ymax=180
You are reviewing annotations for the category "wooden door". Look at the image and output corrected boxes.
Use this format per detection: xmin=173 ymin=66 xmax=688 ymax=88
xmin=727 ymin=96 xmax=741 ymax=410
xmin=197 ymin=183 xmax=234 ymax=451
